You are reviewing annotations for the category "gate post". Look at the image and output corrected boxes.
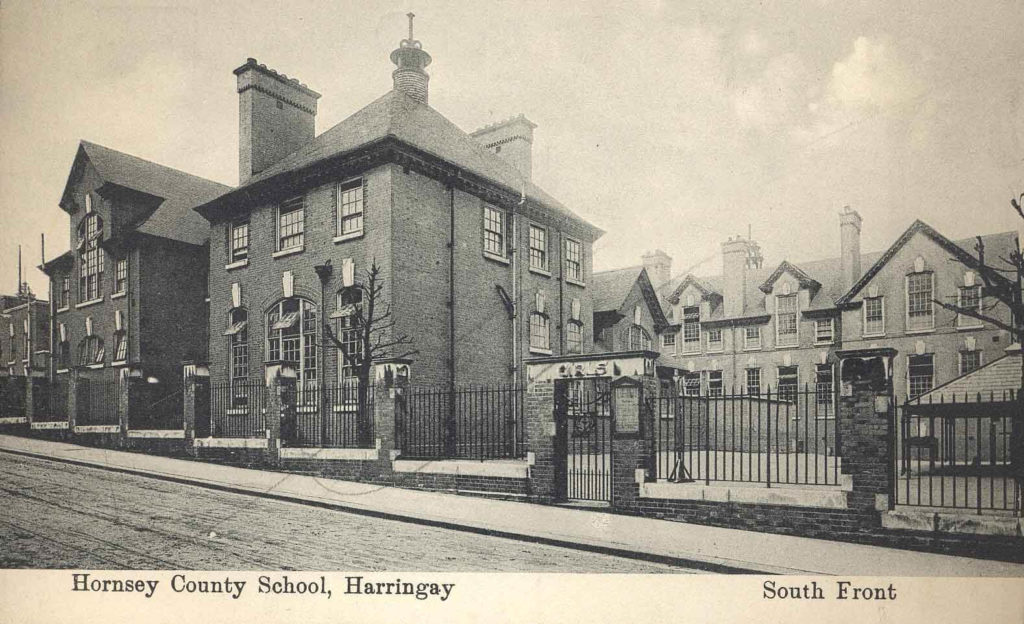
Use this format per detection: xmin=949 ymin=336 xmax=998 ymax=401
xmin=610 ymin=375 xmax=658 ymax=510
xmin=67 ymin=368 xmax=79 ymax=435
xmin=23 ymin=373 xmax=34 ymax=426
xmin=525 ymin=377 xmax=559 ymax=502
xmin=183 ymin=372 xmax=197 ymax=456
xmin=117 ymin=370 xmax=130 ymax=445
xmin=836 ymin=347 xmax=898 ymax=520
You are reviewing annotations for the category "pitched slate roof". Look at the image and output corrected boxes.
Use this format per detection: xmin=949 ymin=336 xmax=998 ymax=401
xmin=592 ymin=266 xmax=669 ymax=328
xmin=907 ymin=345 xmax=1021 ymax=405
xmin=203 ymin=89 xmax=600 ymax=235
xmin=63 ymin=141 xmax=231 ymax=246
xmin=836 ymin=220 xmax=1018 ymax=305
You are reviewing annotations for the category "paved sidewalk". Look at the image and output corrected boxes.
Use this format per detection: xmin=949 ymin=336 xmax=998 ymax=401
xmin=1 ymin=434 xmax=1022 ymax=576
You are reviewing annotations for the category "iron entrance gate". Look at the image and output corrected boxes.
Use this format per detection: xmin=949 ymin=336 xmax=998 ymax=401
xmin=554 ymin=377 xmax=613 ymax=502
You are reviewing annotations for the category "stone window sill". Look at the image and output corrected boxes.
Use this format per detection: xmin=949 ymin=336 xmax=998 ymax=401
xmin=905 ymin=328 xmax=935 ymax=336
xmin=565 ymin=277 xmax=586 ymax=288
xmin=862 ymin=332 xmax=886 ymax=339
xmin=956 ymin=324 xmax=983 ymax=331
xmin=529 ymin=347 xmax=553 ymax=355
xmin=225 ymin=259 xmax=249 ymax=271
xmin=56 ymin=307 xmax=70 ymax=314
xmin=56 ymin=369 xmax=69 ymax=374
xmin=111 ymin=360 xmax=127 ymax=367
xmin=528 ymin=266 xmax=551 ymax=278
xmin=111 ymin=291 xmax=126 ymax=300
xmin=333 ymin=231 xmax=364 ymax=244
xmin=272 ymin=246 xmax=304 ymax=259
xmin=76 ymin=297 xmax=104 ymax=309
xmin=483 ymin=251 xmax=510 ymax=266
xmin=87 ymin=363 xmax=105 ymax=369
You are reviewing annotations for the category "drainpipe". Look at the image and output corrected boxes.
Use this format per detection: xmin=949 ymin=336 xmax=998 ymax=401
xmin=558 ymin=230 xmax=565 ymax=354
xmin=447 ymin=179 xmax=456 ymax=456
xmin=512 ymin=185 xmax=525 ymax=389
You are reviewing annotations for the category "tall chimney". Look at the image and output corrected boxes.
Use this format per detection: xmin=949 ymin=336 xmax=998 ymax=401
xmin=722 ymin=237 xmax=756 ymax=317
xmin=390 ymin=13 xmax=432 ymax=104
xmin=470 ymin=115 xmax=538 ymax=181
xmin=641 ymin=249 xmax=672 ymax=287
xmin=840 ymin=206 xmax=863 ymax=290
xmin=234 ymin=58 xmax=321 ymax=184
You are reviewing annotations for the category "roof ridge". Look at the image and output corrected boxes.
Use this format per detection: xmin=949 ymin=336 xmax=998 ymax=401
xmin=80 ymin=140 xmax=230 ymax=191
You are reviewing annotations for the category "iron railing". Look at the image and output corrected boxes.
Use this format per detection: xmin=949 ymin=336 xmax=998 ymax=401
xmin=210 ymin=380 xmax=267 ymax=438
xmin=283 ymin=381 xmax=374 ymax=448
xmin=76 ymin=378 xmax=120 ymax=426
xmin=896 ymin=390 xmax=1020 ymax=515
xmin=653 ymin=385 xmax=840 ymax=487
xmin=398 ymin=383 xmax=526 ymax=459
xmin=127 ymin=380 xmax=185 ymax=430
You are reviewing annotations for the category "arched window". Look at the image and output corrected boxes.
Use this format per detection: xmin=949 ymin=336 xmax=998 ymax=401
xmin=77 ymin=336 xmax=104 ymax=367
xmin=266 ymin=298 xmax=318 ymax=386
xmin=77 ymin=214 xmax=104 ymax=301
xmin=628 ymin=325 xmax=651 ymax=351
xmin=530 ymin=312 xmax=550 ymax=352
xmin=112 ymin=330 xmax=128 ymax=363
xmin=566 ymin=320 xmax=583 ymax=354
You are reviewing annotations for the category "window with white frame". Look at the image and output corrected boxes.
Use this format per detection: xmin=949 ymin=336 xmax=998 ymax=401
xmin=744 ymin=325 xmax=761 ymax=350
xmin=112 ymin=330 xmax=128 ymax=363
xmin=707 ymin=327 xmax=723 ymax=352
xmin=114 ymin=258 xmax=127 ymax=294
xmin=227 ymin=307 xmax=249 ymax=388
xmin=863 ymin=296 xmax=884 ymax=336
xmin=777 ymin=366 xmax=798 ymax=402
xmin=908 ymin=354 xmax=934 ymax=398
xmin=815 ymin=363 xmax=834 ymax=408
xmin=60 ymin=276 xmax=70 ymax=309
xmin=682 ymin=372 xmax=701 ymax=396
xmin=231 ymin=220 xmax=249 ymax=262
xmin=814 ymin=318 xmax=834 ymax=344
xmin=266 ymin=298 xmax=317 ymax=386
xmin=681 ymin=306 xmax=700 ymax=353
xmin=959 ymin=350 xmax=981 ymax=375
xmin=566 ymin=320 xmax=583 ymax=354
xmin=628 ymin=325 xmax=652 ymax=350
xmin=77 ymin=335 xmax=104 ymax=367
xmin=564 ymin=238 xmax=582 ymax=282
xmin=528 ymin=225 xmax=548 ymax=271
xmin=337 ymin=179 xmax=364 ymax=237
xmin=78 ymin=214 xmax=104 ymax=301
xmin=707 ymin=370 xmax=723 ymax=397
xmin=906 ymin=272 xmax=934 ymax=331
xmin=745 ymin=368 xmax=761 ymax=396
xmin=334 ymin=287 xmax=363 ymax=382
xmin=277 ymin=196 xmax=305 ymax=251
xmin=957 ymin=285 xmax=982 ymax=328
xmin=775 ymin=294 xmax=798 ymax=347
xmin=530 ymin=312 xmax=550 ymax=351
xmin=483 ymin=205 xmax=504 ymax=257
xmin=661 ymin=331 xmax=676 ymax=350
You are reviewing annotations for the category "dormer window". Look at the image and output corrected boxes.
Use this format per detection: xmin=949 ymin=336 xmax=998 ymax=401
xmin=906 ymin=271 xmax=934 ymax=332
xmin=775 ymin=294 xmax=799 ymax=347
xmin=681 ymin=305 xmax=700 ymax=353
xmin=78 ymin=214 xmax=104 ymax=302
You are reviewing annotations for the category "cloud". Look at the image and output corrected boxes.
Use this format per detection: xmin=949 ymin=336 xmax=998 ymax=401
xmin=828 ymin=36 xmax=924 ymax=110
xmin=732 ymin=52 xmax=808 ymax=131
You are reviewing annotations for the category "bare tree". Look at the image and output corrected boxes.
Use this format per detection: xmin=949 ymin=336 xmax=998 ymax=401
xmin=322 ymin=260 xmax=418 ymax=445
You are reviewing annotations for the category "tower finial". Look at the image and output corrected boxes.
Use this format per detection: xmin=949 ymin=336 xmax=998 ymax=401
xmin=407 ymin=12 xmax=415 ymax=40
xmin=390 ymin=13 xmax=431 ymax=103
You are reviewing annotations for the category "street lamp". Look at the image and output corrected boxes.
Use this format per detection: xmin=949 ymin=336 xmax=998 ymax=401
xmin=313 ymin=260 xmax=333 ymax=446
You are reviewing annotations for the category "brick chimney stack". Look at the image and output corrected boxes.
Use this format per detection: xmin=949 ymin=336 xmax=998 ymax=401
xmin=390 ymin=13 xmax=432 ymax=104
xmin=234 ymin=58 xmax=320 ymax=184
xmin=641 ymin=249 xmax=672 ymax=287
xmin=840 ymin=205 xmax=863 ymax=291
xmin=471 ymin=115 xmax=538 ymax=181
xmin=721 ymin=236 xmax=762 ymax=317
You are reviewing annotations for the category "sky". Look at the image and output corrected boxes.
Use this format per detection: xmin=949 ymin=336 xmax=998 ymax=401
xmin=1 ymin=0 xmax=1022 ymax=298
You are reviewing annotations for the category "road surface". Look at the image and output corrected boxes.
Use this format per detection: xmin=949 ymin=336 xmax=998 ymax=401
xmin=0 ymin=452 xmax=694 ymax=572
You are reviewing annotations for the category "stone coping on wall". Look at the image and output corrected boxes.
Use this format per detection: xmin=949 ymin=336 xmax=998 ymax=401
xmin=883 ymin=508 xmax=1023 ymax=538
xmin=194 ymin=437 xmax=269 ymax=449
xmin=279 ymin=447 xmax=379 ymax=461
xmin=73 ymin=425 xmax=121 ymax=434
xmin=0 ymin=417 xmax=28 ymax=424
xmin=127 ymin=429 xmax=185 ymax=439
xmin=392 ymin=458 xmax=530 ymax=479
xmin=639 ymin=480 xmax=850 ymax=510
xmin=30 ymin=421 xmax=69 ymax=430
